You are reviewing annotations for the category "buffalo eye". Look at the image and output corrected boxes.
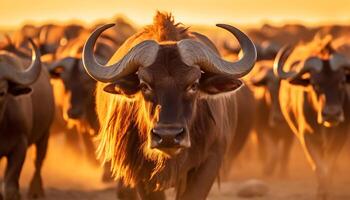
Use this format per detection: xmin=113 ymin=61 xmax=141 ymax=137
xmin=140 ymin=81 xmax=153 ymax=95
xmin=186 ymin=81 xmax=199 ymax=94
xmin=0 ymin=91 xmax=5 ymax=97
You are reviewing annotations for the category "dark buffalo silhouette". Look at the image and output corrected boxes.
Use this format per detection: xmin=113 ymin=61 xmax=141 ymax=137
xmin=251 ymin=61 xmax=294 ymax=177
xmin=0 ymin=39 xmax=54 ymax=200
xmin=274 ymin=35 xmax=350 ymax=199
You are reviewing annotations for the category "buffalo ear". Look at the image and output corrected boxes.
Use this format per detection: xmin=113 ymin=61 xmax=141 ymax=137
xmin=103 ymin=74 xmax=140 ymax=97
xmin=8 ymin=84 xmax=32 ymax=96
xmin=199 ymin=73 xmax=243 ymax=95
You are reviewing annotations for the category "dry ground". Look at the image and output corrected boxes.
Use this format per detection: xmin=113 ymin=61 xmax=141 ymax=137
xmin=1 ymin=133 xmax=350 ymax=200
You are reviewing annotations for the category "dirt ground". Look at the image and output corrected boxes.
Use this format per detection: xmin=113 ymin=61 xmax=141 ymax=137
xmin=1 ymin=133 xmax=350 ymax=200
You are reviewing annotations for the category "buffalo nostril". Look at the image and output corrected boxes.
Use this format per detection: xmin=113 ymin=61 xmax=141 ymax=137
xmin=67 ymin=108 xmax=82 ymax=119
xmin=151 ymin=129 xmax=163 ymax=144
xmin=174 ymin=128 xmax=185 ymax=143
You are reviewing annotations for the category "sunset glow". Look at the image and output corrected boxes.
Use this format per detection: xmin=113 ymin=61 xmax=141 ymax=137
xmin=1 ymin=0 xmax=350 ymax=28
xmin=1 ymin=1 xmax=350 ymax=199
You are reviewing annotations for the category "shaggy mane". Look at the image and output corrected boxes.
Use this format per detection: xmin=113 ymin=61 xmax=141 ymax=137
xmin=143 ymin=11 xmax=189 ymax=42
xmin=285 ymin=34 xmax=335 ymax=71
xmin=96 ymin=90 xmax=164 ymax=186
xmin=95 ymin=12 xmax=193 ymax=188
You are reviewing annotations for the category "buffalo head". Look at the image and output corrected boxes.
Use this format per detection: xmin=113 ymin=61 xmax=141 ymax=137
xmin=48 ymin=34 xmax=116 ymax=125
xmin=50 ymin=57 xmax=96 ymax=120
xmin=274 ymin=45 xmax=350 ymax=127
xmin=0 ymin=39 xmax=41 ymax=120
xmin=83 ymin=24 xmax=257 ymax=156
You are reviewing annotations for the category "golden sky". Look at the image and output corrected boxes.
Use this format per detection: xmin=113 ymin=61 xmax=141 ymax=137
xmin=1 ymin=0 xmax=350 ymax=27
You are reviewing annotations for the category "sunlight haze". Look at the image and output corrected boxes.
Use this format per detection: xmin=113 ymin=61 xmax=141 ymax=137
xmin=1 ymin=0 xmax=350 ymax=28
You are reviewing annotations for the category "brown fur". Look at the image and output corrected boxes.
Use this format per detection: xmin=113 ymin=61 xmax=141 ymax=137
xmin=96 ymin=12 xmax=194 ymax=189
xmin=280 ymin=34 xmax=338 ymax=139
xmin=0 ymin=49 xmax=54 ymax=199
xmin=95 ymin=12 xmax=235 ymax=195
xmin=143 ymin=11 xmax=189 ymax=42
xmin=284 ymin=34 xmax=334 ymax=72
xmin=278 ymin=34 xmax=350 ymax=199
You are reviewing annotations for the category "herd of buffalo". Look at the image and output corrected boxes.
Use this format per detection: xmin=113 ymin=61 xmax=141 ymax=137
xmin=0 ymin=11 xmax=350 ymax=200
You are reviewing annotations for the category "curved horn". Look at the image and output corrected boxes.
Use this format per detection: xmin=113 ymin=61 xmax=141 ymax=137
xmin=82 ymin=24 xmax=159 ymax=82
xmin=1 ymin=39 xmax=42 ymax=85
xmin=274 ymin=45 xmax=322 ymax=80
xmin=273 ymin=45 xmax=298 ymax=79
xmin=177 ymin=24 xmax=256 ymax=78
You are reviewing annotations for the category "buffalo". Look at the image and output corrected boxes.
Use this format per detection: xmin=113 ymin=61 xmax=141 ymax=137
xmin=82 ymin=12 xmax=257 ymax=199
xmin=48 ymin=31 xmax=121 ymax=180
xmin=11 ymin=24 xmax=85 ymax=57
xmin=251 ymin=61 xmax=294 ymax=176
xmin=222 ymin=41 xmax=280 ymax=61
xmin=92 ymin=16 xmax=137 ymax=49
xmin=36 ymin=24 xmax=85 ymax=55
xmin=48 ymin=32 xmax=100 ymax=163
xmin=0 ymin=39 xmax=54 ymax=200
xmin=226 ymin=84 xmax=256 ymax=168
xmin=274 ymin=35 xmax=350 ymax=199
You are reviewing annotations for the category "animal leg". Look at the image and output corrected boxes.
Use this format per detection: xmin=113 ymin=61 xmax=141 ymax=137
xmin=324 ymin=129 xmax=347 ymax=186
xmin=263 ymin=135 xmax=278 ymax=176
xmin=177 ymin=152 xmax=221 ymax=200
xmin=116 ymin=180 xmax=139 ymax=200
xmin=304 ymin=134 xmax=329 ymax=200
xmin=101 ymin=161 xmax=114 ymax=183
xmin=279 ymin=133 xmax=294 ymax=178
xmin=82 ymin=133 xmax=99 ymax=166
xmin=137 ymin=184 xmax=165 ymax=200
xmin=28 ymin=133 xmax=49 ymax=199
xmin=3 ymin=137 xmax=27 ymax=200
xmin=256 ymin=130 xmax=267 ymax=164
